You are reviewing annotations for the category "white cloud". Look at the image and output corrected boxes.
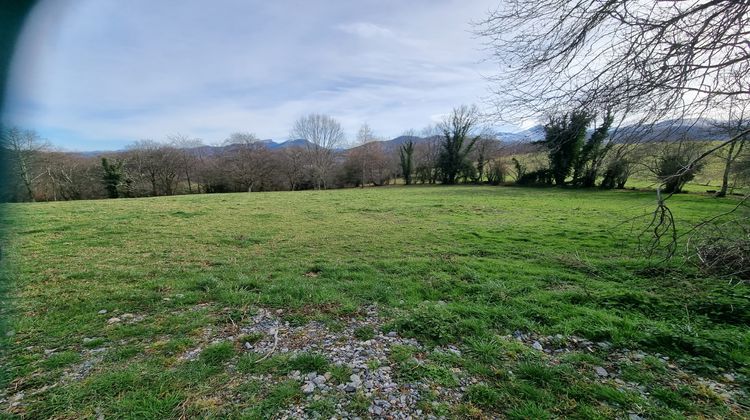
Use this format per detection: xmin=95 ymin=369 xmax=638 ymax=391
xmin=4 ymin=0 xmax=517 ymax=151
xmin=337 ymin=22 xmax=395 ymax=39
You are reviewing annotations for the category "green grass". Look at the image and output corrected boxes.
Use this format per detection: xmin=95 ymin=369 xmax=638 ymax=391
xmin=2 ymin=185 xmax=748 ymax=418
xmin=287 ymin=352 xmax=329 ymax=373
xmin=329 ymin=364 xmax=353 ymax=384
xmin=199 ymin=342 xmax=235 ymax=366
xmin=353 ymin=325 xmax=376 ymax=341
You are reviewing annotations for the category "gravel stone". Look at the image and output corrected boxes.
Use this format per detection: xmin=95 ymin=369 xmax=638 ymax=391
xmin=313 ymin=375 xmax=326 ymax=385
xmin=302 ymin=382 xmax=315 ymax=394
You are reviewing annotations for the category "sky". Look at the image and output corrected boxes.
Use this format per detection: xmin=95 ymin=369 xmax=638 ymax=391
xmin=3 ymin=0 xmax=521 ymax=151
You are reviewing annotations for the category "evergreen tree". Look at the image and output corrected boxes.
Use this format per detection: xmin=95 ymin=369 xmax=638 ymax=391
xmin=543 ymin=111 xmax=592 ymax=186
xmin=438 ymin=105 xmax=480 ymax=185
xmin=573 ymin=110 xmax=614 ymax=187
xmin=101 ymin=157 xmax=124 ymax=198
xmin=399 ymin=140 xmax=414 ymax=185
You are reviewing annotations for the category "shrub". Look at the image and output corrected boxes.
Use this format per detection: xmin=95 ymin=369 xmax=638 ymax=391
xmin=688 ymin=220 xmax=750 ymax=281
xmin=486 ymin=162 xmax=506 ymax=185
xmin=653 ymin=144 xmax=706 ymax=193
xmin=511 ymin=157 xmax=527 ymax=180
xmin=600 ymin=157 xmax=631 ymax=189
xmin=517 ymin=169 xmax=553 ymax=186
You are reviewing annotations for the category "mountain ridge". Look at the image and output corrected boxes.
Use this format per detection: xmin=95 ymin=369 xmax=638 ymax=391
xmin=74 ymin=118 xmax=726 ymax=157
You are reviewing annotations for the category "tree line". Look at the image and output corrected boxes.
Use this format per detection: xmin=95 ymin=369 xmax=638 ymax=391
xmin=1 ymin=107 xmax=507 ymax=202
xmin=4 ymin=104 xmax=748 ymax=203
xmin=5 ymin=103 xmax=749 ymax=203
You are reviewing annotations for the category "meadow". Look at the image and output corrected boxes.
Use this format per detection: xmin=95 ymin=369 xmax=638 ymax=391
xmin=1 ymin=185 xmax=748 ymax=418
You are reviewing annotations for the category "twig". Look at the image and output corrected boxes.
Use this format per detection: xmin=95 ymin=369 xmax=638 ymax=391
xmin=254 ymin=325 xmax=279 ymax=364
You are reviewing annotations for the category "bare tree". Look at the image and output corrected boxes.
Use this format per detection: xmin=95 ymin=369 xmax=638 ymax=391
xmin=290 ymin=114 xmax=345 ymax=189
xmin=356 ymin=123 xmax=375 ymax=188
xmin=277 ymin=147 xmax=306 ymax=191
xmin=127 ymin=140 xmax=180 ymax=196
xmin=222 ymin=132 xmax=273 ymax=192
xmin=44 ymin=153 xmax=102 ymax=201
xmin=168 ymin=134 xmax=204 ymax=194
xmin=476 ymin=0 xmax=750 ymax=184
xmin=226 ymin=132 xmax=258 ymax=146
xmin=714 ymin=100 xmax=749 ymax=197
xmin=278 ymin=146 xmax=307 ymax=191
xmin=476 ymin=0 xmax=750 ymax=258
xmin=414 ymin=125 xmax=442 ymax=184
xmin=470 ymin=134 xmax=500 ymax=183
xmin=364 ymin=142 xmax=395 ymax=186
xmin=1 ymin=127 xmax=49 ymax=201
xmin=475 ymin=1 xmax=750 ymax=124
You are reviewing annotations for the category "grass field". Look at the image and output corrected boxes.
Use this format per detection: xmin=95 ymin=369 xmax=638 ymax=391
xmin=1 ymin=186 xmax=749 ymax=418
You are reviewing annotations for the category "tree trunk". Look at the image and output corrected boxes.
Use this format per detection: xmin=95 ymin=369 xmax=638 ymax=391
xmin=186 ymin=172 xmax=193 ymax=193
xmin=150 ymin=175 xmax=158 ymax=196
xmin=716 ymin=139 xmax=744 ymax=197
xmin=19 ymin=158 xmax=35 ymax=202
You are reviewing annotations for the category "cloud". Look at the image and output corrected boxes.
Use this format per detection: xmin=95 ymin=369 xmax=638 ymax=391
xmin=4 ymin=0 xmax=518 ymax=151
xmin=337 ymin=22 xmax=395 ymax=39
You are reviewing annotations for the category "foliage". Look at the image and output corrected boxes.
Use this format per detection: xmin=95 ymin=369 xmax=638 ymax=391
xmin=437 ymin=105 xmax=480 ymax=184
xmin=543 ymin=111 xmax=593 ymax=186
xmin=516 ymin=169 xmax=553 ymax=186
xmin=399 ymin=140 xmax=415 ymax=185
xmin=600 ymin=157 xmax=632 ymax=190
xmin=655 ymin=144 xmax=707 ymax=193
xmin=511 ymin=157 xmax=526 ymax=181
xmin=354 ymin=325 xmax=375 ymax=341
xmin=465 ymin=384 xmax=502 ymax=409
xmin=287 ymin=352 xmax=329 ymax=373
xmin=486 ymin=162 xmax=506 ymax=185
xmin=573 ymin=111 xmax=614 ymax=187
xmin=101 ymin=158 xmax=124 ymax=199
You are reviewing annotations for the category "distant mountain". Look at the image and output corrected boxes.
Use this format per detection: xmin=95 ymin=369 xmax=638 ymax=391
xmin=77 ymin=150 xmax=117 ymax=157
xmin=610 ymin=118 xmax=724 ymax=142
xmin=276 ymin=139 xmax=313 ymax=149
xmin=376 ymin=135 xmax=433 ymax=152
xmin=496 ymin=119 xmax=724 ymax=144
xmin=73 ymin=119 xmax=727 ymax=158
xmin=180 ymin=139 xmax=314 ymax=157
xmin=496 ymin=125 xmax=545 ymax=143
